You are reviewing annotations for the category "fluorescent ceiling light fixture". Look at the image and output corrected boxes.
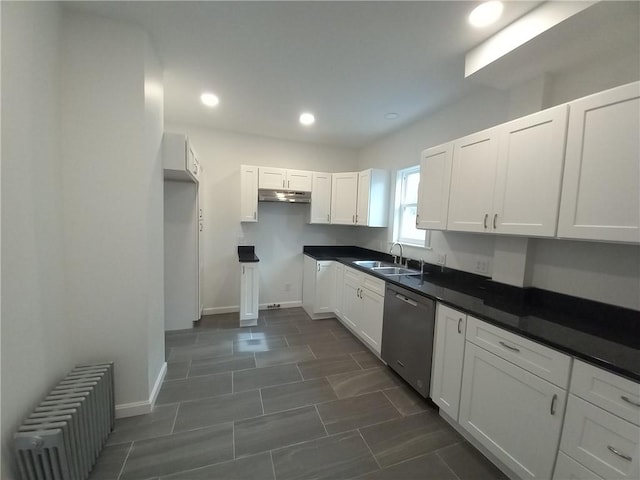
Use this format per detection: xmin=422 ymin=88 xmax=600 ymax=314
xmin=384 ymin=113 xmax=399 ymax=120
xmin=468 ymin=1 xmax=504 ymax=28
xmin=200 ymin=92 xmax=219 ymax=107
xmin=299 ymin=112 xmax=315 ymax=126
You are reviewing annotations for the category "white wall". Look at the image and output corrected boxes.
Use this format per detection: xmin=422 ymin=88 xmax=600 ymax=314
xmin=60 ymin=10 xmax=165 ymax=413
xmin=166 ymin=125 xmax=360 ymax=312
xmin=0 ymin=3 xmax=73 ymax=478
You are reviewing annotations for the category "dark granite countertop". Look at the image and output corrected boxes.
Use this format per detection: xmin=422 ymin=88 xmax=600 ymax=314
xmin=303 ymin=246 xmax=640 ymax=382
xmin=238 ymin=246 xmax=259 ymax=263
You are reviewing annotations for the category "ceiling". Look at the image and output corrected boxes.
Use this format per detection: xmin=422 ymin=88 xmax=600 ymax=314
xmin=63 ymin=1 xmax=637 ymax=148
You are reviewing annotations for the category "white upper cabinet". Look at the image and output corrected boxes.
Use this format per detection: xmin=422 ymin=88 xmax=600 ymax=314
xmin=416 ymin=143 xmax=453 ymax=230
xmin=309 ymin=172 xmax=332 ymax=224
xmin=240 ymin=165 xmax=258 ymax=222
xmin=447 ymin=105 xmax=568 ymax=237
xmin=163 ymin=132 xmax=200 ymax=183
xmin=259 ymin=167 xmax=312 ymax=191
xmin=558 ymin=82 xmax=640 ymax=243
xmin=331 ymin=169 xmax=389 ymax=227
xmin=493 ymin=104 xmax=568 ymax=237
xmin=331 ymin=172 xmax=359 ymax=225
xmin=447 ymin=127 xmax=500 ymax=233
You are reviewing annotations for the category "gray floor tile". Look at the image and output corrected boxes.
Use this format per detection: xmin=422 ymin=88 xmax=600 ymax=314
xmin=234 ymin=406 xmax=326 ymax=457
xmin=234 ymin=336 xmax=287 ymax=353
xmin=196 ymin=329 xmax=252 ymax=344
xmin=351 ymin=351 xmax=383 ymax=369
xmin=173 ymin=390 xmax=263 ymax=432
xmin=168 ymin=341 xmax=233 ymax=362
xmin=382 ymin=385 xmax=431 ymax=416
xmin=160 ymin=452 xmax=274 ymax=480
xmin=261 ymin=378 xmax=338 ymax=414
xmin=437 ymin=441 xmax=508 ymax=480
xmin=88 ymin=442 xmax=131 ymax=480
xmin=165 ymin=361 xmax=189 ymax=381
xmin=360 ymin=410 xmax=457 ymax=467
xmin=297 ymin=355 xmax=362 ymax=380
xmin=233 ymin=363 xmax=301 ymax=392
xmin=357 ymin=452 xmax=457 ymax=480
xmin=317 ymin=391 xmax=401 ymax=434
xmin=106 ymin=404 xmax=178 ymax=446
xmin=327 ymin=367 xmax=401 ymax=398
xmin=156 ymin=372 xmax=232 ymax=405
xmin=189 ymin=352 xmax=255 ymax=377
xmin=165 ymin=333 xmax=197 ymax=348
xmin=255 ymin=345 xmax=315 ymax=368
xmin=309 ymin=337 xmax=367 ymax=358
xmin=272 ymin=431 xmax=379 ymax=480
xmin=251 ymin=324 xmax=300 ymax=337
xmin=294 ymin=318 xmax=342 ymax=332
xmin=119 ymin=423 xmax=233 ymax=480
xmin=284 ymin=331 xmax=337 ymax=346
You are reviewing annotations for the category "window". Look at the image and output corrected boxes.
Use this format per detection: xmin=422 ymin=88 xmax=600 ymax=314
xmin=394 ymin=166 xmax=427 ymax=246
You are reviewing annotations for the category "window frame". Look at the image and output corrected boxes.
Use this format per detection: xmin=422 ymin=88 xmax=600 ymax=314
xmin=393 ymin=165 xmax=428 ymax=247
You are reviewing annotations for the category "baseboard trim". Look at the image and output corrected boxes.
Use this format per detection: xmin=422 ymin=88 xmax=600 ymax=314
xmin=115 ymin=361 xmax=167 ymax=419
xmin=202 ymin=301 xmax=302 ymax=316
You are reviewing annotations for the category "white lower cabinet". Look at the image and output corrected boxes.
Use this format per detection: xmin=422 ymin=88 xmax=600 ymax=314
xmin=430 ymin=304 xmax=467 ymax=420
xmin=302 ymin=255 xmax=335 ymax=320
xmin=334 ymin=262 xmax=344 ymax=319
xmin=339 ymin=266 xmax=384 ymax=355
xmin=458 ymin=339 xmax=568 ymax=479
xmin=553 ymin=452 xmax=604 ymax=480
xmin=239 ymin=263 xmax=259 ymax=327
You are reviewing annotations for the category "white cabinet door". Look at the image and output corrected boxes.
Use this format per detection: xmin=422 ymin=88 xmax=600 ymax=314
xmin=331 ymin=172 xmax=358 ymax=225
xmin=356 ymin=169 xmax=371 ymax=226
xmin=447 ymin=128 xmax=500 ymax=233
xmin=310 ymin=172 xmax=332 ymax=224
xmin=359 ymin=287 xmax=384 ymax=355
xmin=341 ymin=267 xmax=361 ymax=331
xmin=493 ymin=105 xmax=568 ymax=237
xmin=334 ymin=262 xmax=344 ymax=319
xmin=316 ymin=261 xmax=335 ymax=314
xmin=259 ymin=167 xmax=287 ymax=189
xmin=553 ymin=452 xmax=604 ymax=480
xmin=240 ymin=165 xmax=259 ymax=222
xmin=459 ymin=342 xmax=566 ymax=479
xmin=558 ymin=82 xmax=640 ymax=243
xmin=416 ymin=143 xmax=453 ymax=230
xmin=286 ymin=169 xmax=313 ymax=191
xmin=431 ymin=304 xmax=466 ymax=420
xmin=240 ymin=263 xmax=259 ymax=325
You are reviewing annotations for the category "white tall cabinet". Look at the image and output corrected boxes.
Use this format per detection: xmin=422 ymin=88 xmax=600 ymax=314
xmin=163 ymin=133 xmax=203 ymax=331
xmin=240 ymin=165 xmax=259 ymax=222
xmin=239 ymin=262 xmax=259 ymax=327
xmin=558 ymin=81 xmax=640 ymax=243
xmin=302 ymin=255 xmax=335 ymax=320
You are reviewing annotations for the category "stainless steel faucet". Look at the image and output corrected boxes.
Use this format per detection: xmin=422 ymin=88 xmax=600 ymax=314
xmin=389 ymin=242 xmax=404 ymax=266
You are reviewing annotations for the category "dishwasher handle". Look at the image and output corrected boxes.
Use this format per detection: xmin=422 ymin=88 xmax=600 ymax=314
xmin=395 ymin=293 xmax=418 ymax=307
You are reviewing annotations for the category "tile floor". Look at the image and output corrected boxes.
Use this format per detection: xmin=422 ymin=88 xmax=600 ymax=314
xmin=89 ymin=308 xmax=507 ymax=480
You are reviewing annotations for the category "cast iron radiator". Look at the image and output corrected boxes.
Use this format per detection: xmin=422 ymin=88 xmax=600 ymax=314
xmin=13 ymin=362 xmax=115 ymax=480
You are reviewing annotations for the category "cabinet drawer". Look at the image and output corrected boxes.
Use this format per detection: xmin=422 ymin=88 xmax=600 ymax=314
xmin=361 ymin=272 xmax=385 ymax=296
xmin=466 ymin=316 xmax=571 ymax=388
xmin=344 ymin=266 xmax=360 ymax=284
xmin=570 ymin=360 xmax=640 ymax=426
xmin=561 ymin=394 xmax=639 ymax=480
xmin=553 ymin=452 xmax=603 ymax=480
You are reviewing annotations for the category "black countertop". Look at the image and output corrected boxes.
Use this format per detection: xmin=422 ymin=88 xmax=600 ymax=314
xmin=238 ymin=246 xmax=260 ymax=263
xmin=303 ymin=246 xmax=640 ymax=382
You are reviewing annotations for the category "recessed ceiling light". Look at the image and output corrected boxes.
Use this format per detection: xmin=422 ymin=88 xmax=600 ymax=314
xmin=200 ymin=92 xmax=219 ymax=107
xmin=384 ymin=113 xmax=399 ymax=120
xmin=299 ymin=112 xmax=315 ymax=126
xmin=468 ymin=1 xmax=504 ymax=28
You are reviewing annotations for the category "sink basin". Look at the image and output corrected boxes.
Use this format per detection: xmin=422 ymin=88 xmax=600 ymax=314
xmin=371 ymin=266 xmax=419 ymax=275
xmin=353 ymin=260 xmax=395 ymax=269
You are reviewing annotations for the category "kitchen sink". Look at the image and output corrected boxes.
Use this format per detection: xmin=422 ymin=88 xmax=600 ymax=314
xmin=371 ymin=266 xmax=419 ymax=275
xmin=353 ymin=260 xmax=395 ymax=269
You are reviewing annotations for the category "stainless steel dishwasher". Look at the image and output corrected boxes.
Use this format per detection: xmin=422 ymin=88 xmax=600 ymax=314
xmin=381 ymin=283 xmax=436 ymax=398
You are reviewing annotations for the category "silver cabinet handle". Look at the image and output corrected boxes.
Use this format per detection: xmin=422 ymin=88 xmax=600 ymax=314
xmin=550 ymin=394 xmax=557 ymax=415
xmin=356 ymin=288 xmax=360 ymax=298
xmin=317 ymin=263 xmax=320 ymax=272
xmin=621 ymin=395 xmax=640 ymax=407
xmin=352 ymin=215 xmax=355 ymax=223
xmin=253 ymin=211 xmax=257 ymax=220
xmin=607 ymin=445 xmax=632 ymax=462
xmin=283 ymin=179 xmax=285 ymax=188
xmin=395 ymin=294 xmax=417 ymax=307
xmin=483 ymin=213 xmax=488 ymax=229
xmin=493 ymin=213 xmax=497 ymax=229
xmin=355 ymin=214 xmax=358 ymax=224
xmin=499 ymin=341 xmax=520 ymax=353
xmin=327 ymin=214 xmax=330 ymax=222
xmin=458 ymin=318 xmax=463 ymax=334
xmin=242 ymin=266 xmax=245 ymax=275
xmin=396 ymin=360 xmax=405 ymax=367
xmin=287 ymin=180 xmax=290 ymax=188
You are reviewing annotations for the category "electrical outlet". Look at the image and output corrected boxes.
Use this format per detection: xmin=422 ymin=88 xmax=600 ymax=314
xmin=475 ymin=260 xmax=489 ymax=274
xmin=436 ymin=254 xmax=446 ymax=265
